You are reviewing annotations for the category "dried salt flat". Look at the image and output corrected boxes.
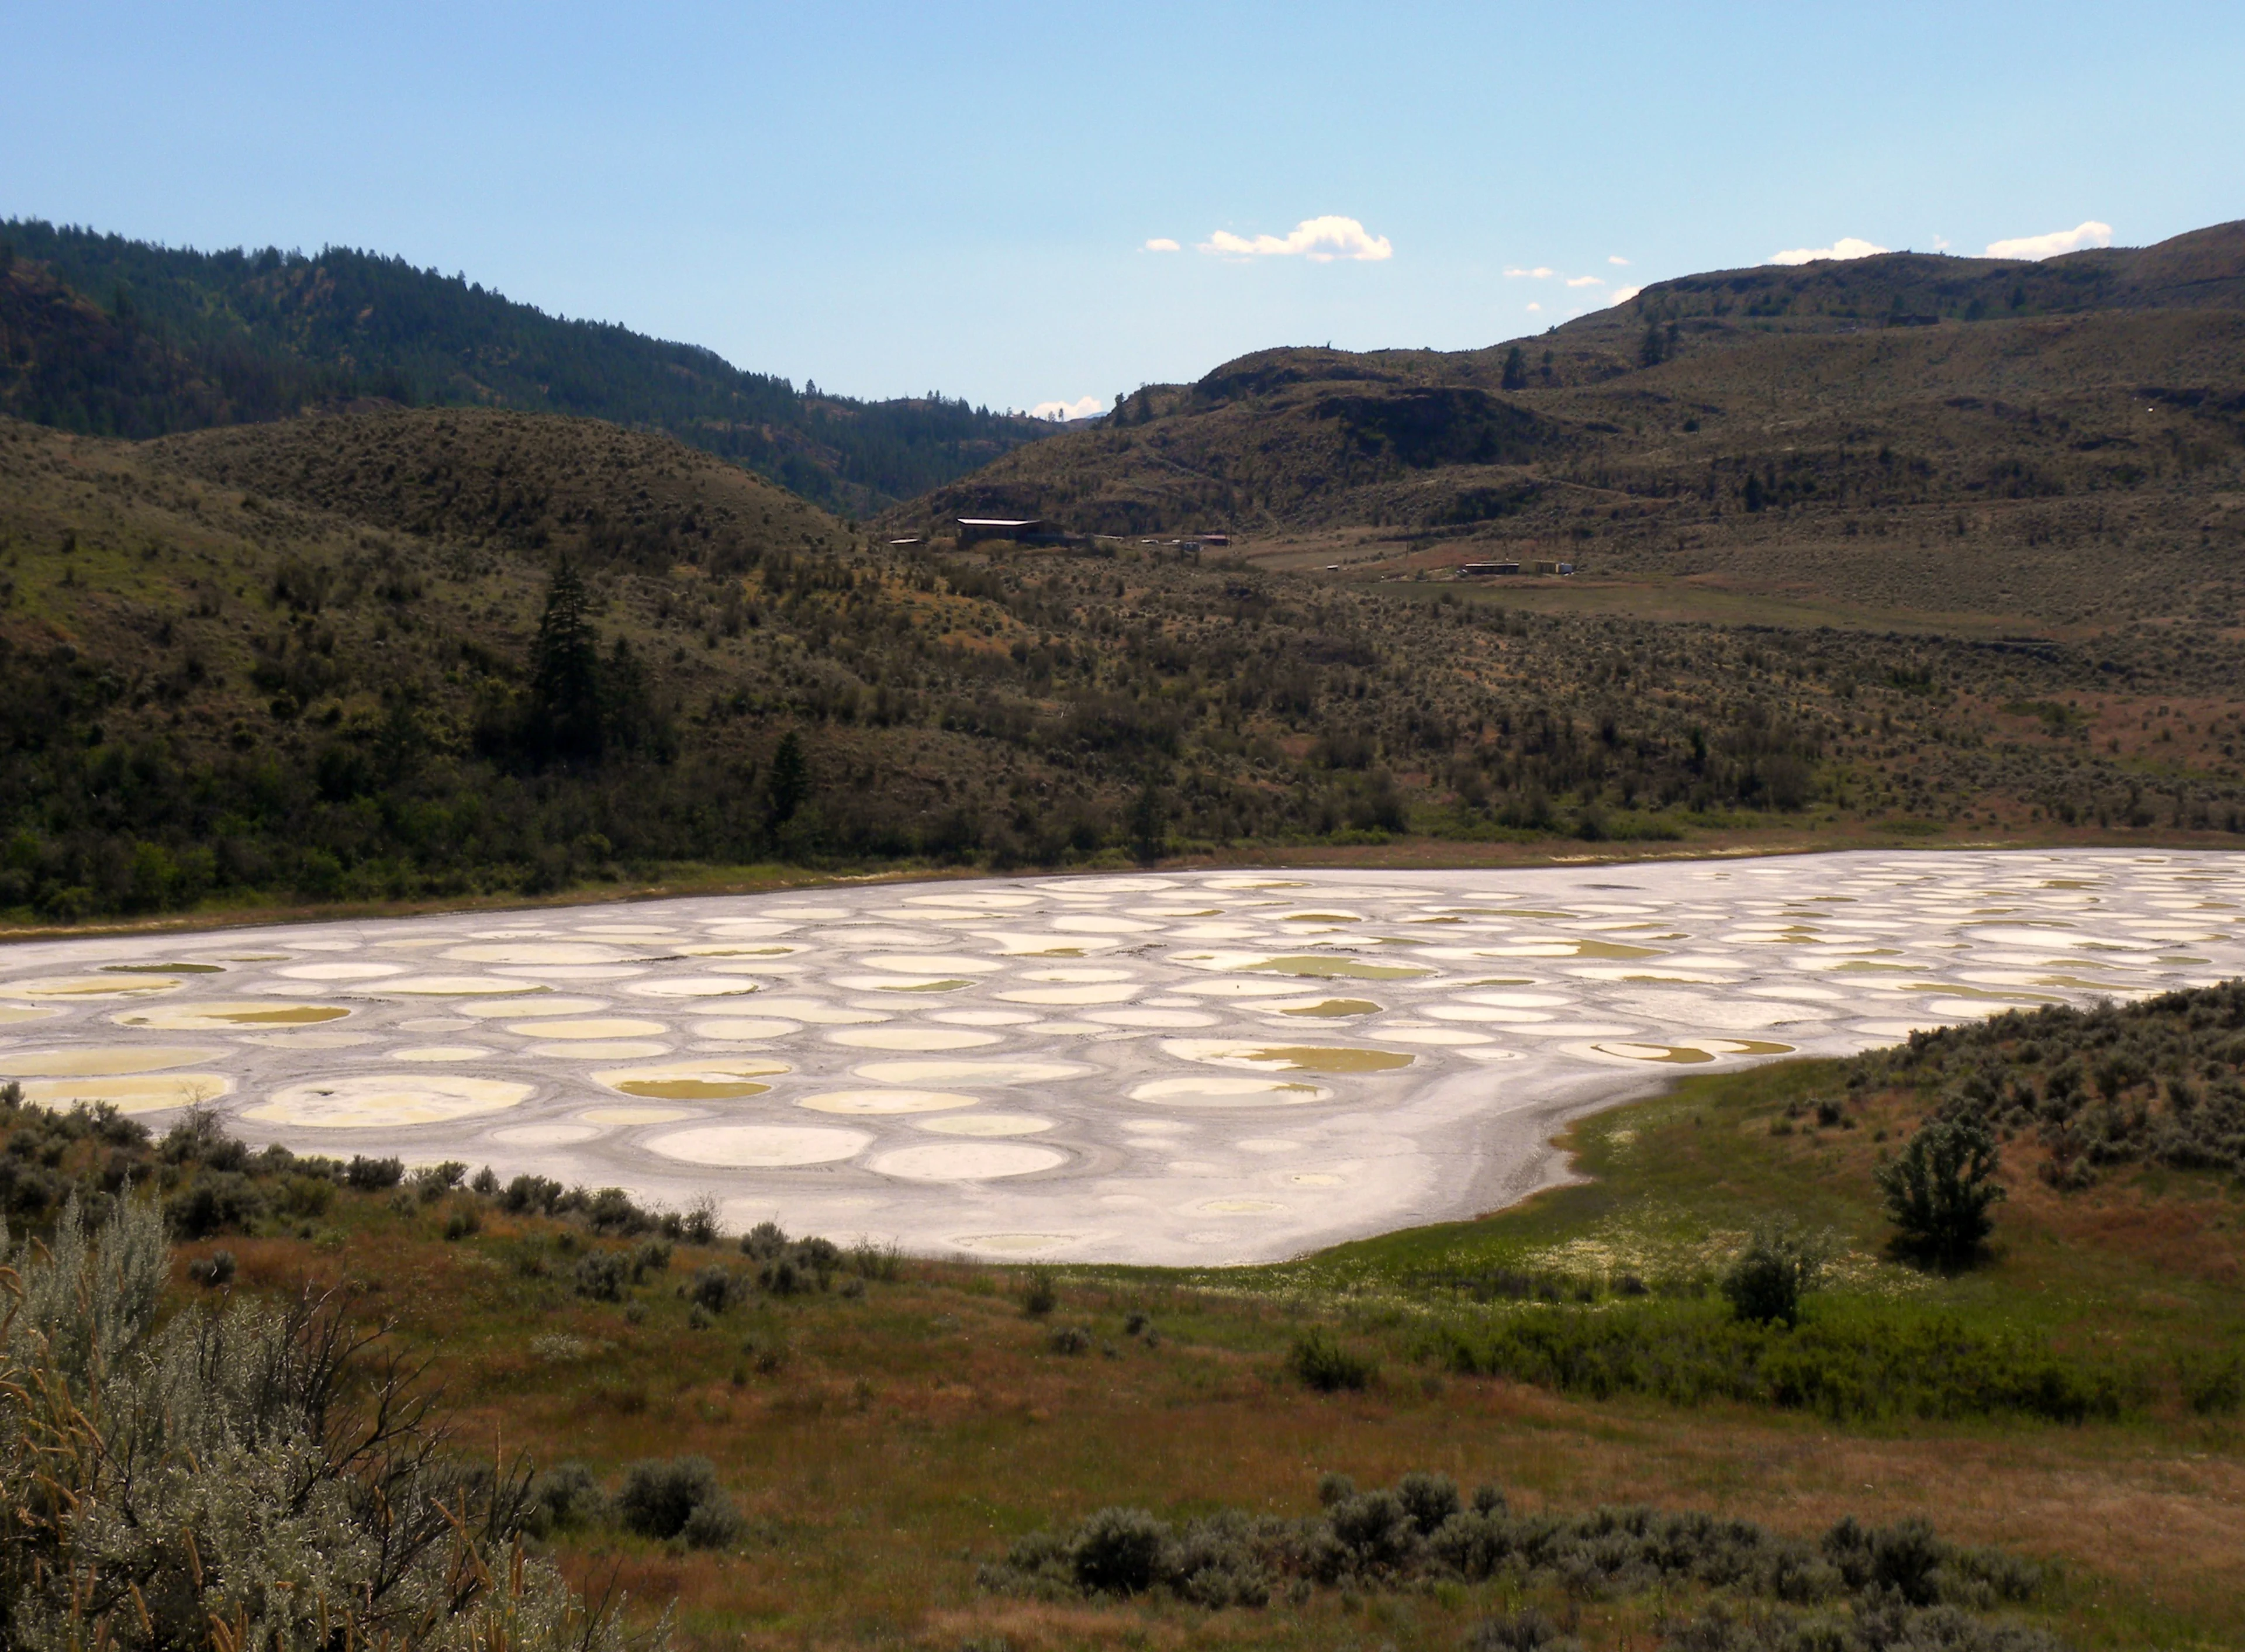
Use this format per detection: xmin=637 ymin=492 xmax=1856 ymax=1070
xmin=1 ymin=850 xmax=2240 ymax=1263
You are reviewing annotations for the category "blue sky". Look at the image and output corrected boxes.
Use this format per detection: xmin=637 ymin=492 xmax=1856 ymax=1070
xmin=6 ymin=2 xmax=2241 ymax=413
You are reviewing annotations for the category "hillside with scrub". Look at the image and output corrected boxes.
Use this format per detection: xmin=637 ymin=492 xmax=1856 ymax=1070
xmin=1 ymin=223 xmax=2244 ymax=924
xmin=3 ymin=399 xmax=2245 ymax=922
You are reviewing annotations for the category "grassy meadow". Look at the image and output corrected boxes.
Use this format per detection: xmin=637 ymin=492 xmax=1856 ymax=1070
xmin=110 ymin=1039 xmax=2242 ymax=1652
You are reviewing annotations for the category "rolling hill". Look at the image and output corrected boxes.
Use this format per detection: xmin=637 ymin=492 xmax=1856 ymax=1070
xmin=878 ymin=223 xmax=2245 ymax=627
xmin=0 ymin=220 xmax=1056 ymax=515
xmin=2 ymin=224 xmax=2244 ymax=924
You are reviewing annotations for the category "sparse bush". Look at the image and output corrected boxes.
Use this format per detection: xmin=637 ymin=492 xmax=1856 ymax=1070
xmin=690 ymin=1263 xmax=746 ymax=1312
xmin=847 ymin=1238 xmax=902 ymax=1280
xmin=185 ymin=1247 xmax=236 ymax=1287
xmin=1069 ymin=1506 xmax=1166 ymax=1595
xmin=345 ymin=1153 xmax=406 ymax=1190
xmin=1721 ymin=1221 xmax=1828 ymax=1329
xmin=524 ymin=1462 xmax=608 ymax=1536
xmin=2179 ymin=1350 xmax=2244 ymax=1416
xmin=1020 ymin=1268 xmax=1058 ymax=1318
xmin=505 ymin=1173 xmax=566 ymax=1214
xmin=616 ymin=1456 xmax=739 ymax=1547
xmin=1463 ymin=1609 xmax=1574 ymax=1651
xmin=681 ymin=1195 xmax=721 ymax=1246
xmin=410 ymin=1160 xmax=467 ymax=1202
xmin=983 ymin=1470 xmax=2048 ymax=1636
xmin=1048 ymin=1323 xmax=1092 ymax=1355
xmin=1289 ymin=1326 xmax=1376 ymax=1392
xmin=574 ymin=1250 xmax=631 ymax=1302
xmin=0 ymin=1194 xmax=641 ymax=1652
xmin=165 ymin=1171 xmax=265 ymax=1238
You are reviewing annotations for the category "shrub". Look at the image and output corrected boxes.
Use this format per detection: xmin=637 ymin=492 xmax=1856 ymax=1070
xmin=616 ymin=1455 xmax=738 ymax=1547
xmin=1720 ymin=1221 xmax=1828 ymax=1329
xmin=847 ymin=1239 xmax=902 ymax=1281
xmin=165 ymin=1171 xmax=265 ymax=1238
xmin=1878 ymin=1117 xmax=2006 ymax=1267
xmin=2179 ymin=1350 xmax=2244 ymax=1416
xmin=575 ymin=1250 xmax=631 ymax=1301
xmin=410 ymin=1160 xmax=467 ymax=1202
xmin=185 ymin=1247 xmax=236 ymax=1287
xmin=505 ymin=1173 xmax=565 ymax=1214
xmin=443 ymin=1206 xmax=482 ymax=1242
xmin=345 ymin=1154 xmax=405 ymax=1190
xmin=1395 ymin=1471 xmax=1460 ymax=1535
xmin=524 ymin=1462 xmax=608 ymax=1536
xmin=740 ymin=1219 xmax=790 ymax=1259
xmin=1289 ymin=1326 xmax=1375 ymax=1392
xmin=1020 ymin=1268 xmax=1058 ymax=1318
xmin=1048 ymin=1324 xmax=1092 ymax=1355
xmin=1422 ymin=1300 xmax=2123 ymax=1423
xmin=690 ymin=1263 xmax=745 ymax=1312
xmin=1463 ymin=1609 xmax=1574 ymax=1651
xmin=983 ymin=1469 xmax=2049 ymax=1636
xmin=1069 ymin=1506 xmax=1166 ymax=1595
xmin=681 ymin=1195 xmax=721 ymax=1246
xmin=0 ymin=1195 xmax=639 ymax=1652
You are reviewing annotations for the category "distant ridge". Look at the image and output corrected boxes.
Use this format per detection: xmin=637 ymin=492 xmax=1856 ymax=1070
xmin=0 ymin=219 xmax=1056 ymax=514
xmin=877 ymin=220 xmax=2245 ymax=578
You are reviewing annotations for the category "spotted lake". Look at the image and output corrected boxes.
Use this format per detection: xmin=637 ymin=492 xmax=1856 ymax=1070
xmin=2 ymin=849 xmax=2239 ymax=1263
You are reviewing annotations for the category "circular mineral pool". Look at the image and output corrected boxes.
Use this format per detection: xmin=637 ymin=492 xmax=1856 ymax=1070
xmin=869 ymin=1142 xmax=1066 ymax=1181
xmin=246 ymin=1074 xmax=534 ymax=1128
xmin=18 ymin=1074 xmax=231 ymax=1114
xmin=1128 ymin=1076 xmax=1335 ymax=1108
xmin=914 ymin=1113 xmax=1055 ymax=1136
xmin=643 ymin=1125 xmax=871 ymax=1167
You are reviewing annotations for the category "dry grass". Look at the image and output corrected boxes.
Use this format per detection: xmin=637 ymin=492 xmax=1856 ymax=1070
xmin=156 ymin=1048 xmax=2245 ymax=1651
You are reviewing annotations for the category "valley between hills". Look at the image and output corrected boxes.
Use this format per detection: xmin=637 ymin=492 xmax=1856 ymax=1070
xmin=0 ymin=219 xmax=2243 ymax=1652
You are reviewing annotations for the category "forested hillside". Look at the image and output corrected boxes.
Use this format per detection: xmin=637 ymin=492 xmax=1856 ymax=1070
xmin=2 ymin=403 xmax=2242 ymax=922
xmin=0 ymin=220 xmax=1054 ymax=514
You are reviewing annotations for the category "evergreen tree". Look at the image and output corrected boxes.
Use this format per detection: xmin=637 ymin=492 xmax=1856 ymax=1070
xmin=527 ymin=561 xmax=603 ymax=763
xmin=1501 ymin=345 xmax=1528 ymax=391
xmin=1128 ymin=773 xmax=1167 ymax=864
xmin=765 ymin=730 xmax=809 ymax=827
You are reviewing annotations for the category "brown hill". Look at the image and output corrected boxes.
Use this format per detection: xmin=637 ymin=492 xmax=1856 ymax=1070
xmin=878 ymin=223 xmax=2245 ymax=625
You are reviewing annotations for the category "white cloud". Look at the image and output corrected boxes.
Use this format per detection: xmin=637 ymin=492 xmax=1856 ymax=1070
xmin=1505 ymin=265 xmax=1555 ymax=279
xmin=1985 ymin=220 xmax=2112 ymax=261
xmin=1031 ymin=395 xmax=1104 ymax=422
xmin=1608 ymin=285 xmax=1642 ymax=307
xmin=1525 ymin=301 xmax=1543 ymax=313
xmin=1565 ymin=274 xmax=1604 ymax=288
xmin=1608 ymin=255 xmax=1631 ymax=267
xmin=1142 ymin=237 xmax=1181 ymax=253
xmin=1931 ymin=234 xmax=1952 ymax=251
xmin=1767 ymin=236 xmax=1889 ymax=266
xmin=1198 ymin=215 xmax=1393 ymax=262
